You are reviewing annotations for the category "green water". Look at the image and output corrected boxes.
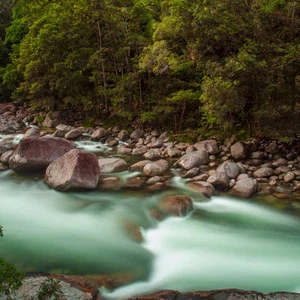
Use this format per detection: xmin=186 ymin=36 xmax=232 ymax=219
xmin=0 ymin=166 xmax=300 ymax=298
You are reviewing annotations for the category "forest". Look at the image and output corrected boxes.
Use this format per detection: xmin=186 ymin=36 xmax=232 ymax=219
xmin=0 ymin=0 xmax=299 ymax=139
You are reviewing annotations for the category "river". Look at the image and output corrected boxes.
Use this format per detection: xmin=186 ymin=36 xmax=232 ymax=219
xmin=0 ymin=138 xmax=300 ymax=299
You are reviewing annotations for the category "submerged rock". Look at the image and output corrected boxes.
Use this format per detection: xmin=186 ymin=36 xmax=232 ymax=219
xmin=159 ymin=195 xmax=193 ymax=217
xmin=9 ymin=136 xmax=76 ymax=172
xmin=45 ymin=149 xmax=100 ymax=191
xmin=187 ymin=181 xmax=215 ymax=198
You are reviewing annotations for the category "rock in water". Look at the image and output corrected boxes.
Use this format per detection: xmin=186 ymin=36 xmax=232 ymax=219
xmin=143 ymin=160 xmax=169 ymax=176
xmin=45 ymin=149 xmax=100 ymax=191
xmin=0 ymin=114 xmax=25 ymax=133
xmin=160 ymin=195 xmax=193 ymax=217
xmin=98 ymin=158 xmax=128 ymax=173
xmin=9 ymin=136 xmax=76 ymax=172
xmin=230 ymin=178 xmax=258 ymax=198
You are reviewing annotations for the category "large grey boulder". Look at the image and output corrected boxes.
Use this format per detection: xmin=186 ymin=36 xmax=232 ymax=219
xmin=207 ymin=171 xmax=230 ymax=191
xmin=175 ymin=150 xmax=209 ymax=170
xmin=159 ymin=195 xmax=193 ymax=217
xmin=98 ymin=158 xmax=128 ymax=173
xmin=230 ymin=142 xmax=246 ymax=160
xmin=9 ymin=136 xmax=76 ymax=172
xmin=217 ymin=161 xmax=240 ymax=179
xmin=45 ymin=149 xmax=100 ymax=191
xmin=194 ymin=140 xmax=219 ymax=154
xmin=230 ymin=178 xmax=258 ymax=198
xmin=143 ymin=159 xmax=169 ymax=176
xmin=65 ymin=128 xmax=84 ymax=140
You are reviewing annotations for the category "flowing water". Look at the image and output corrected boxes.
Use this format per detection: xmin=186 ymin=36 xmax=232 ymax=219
xmin=0 ymin=137 xmax=300 ymax=298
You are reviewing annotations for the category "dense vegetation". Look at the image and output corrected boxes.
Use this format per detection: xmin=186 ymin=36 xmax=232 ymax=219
xmin=0 ymin=0 xmax=299 ymax=138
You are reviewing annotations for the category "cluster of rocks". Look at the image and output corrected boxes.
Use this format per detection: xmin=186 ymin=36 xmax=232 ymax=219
xmin=1 ymin=106 xmax=300 ymax=214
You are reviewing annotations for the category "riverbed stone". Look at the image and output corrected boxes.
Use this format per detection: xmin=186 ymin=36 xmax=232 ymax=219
xmin=284 ymin=172 xmax=295 ymax=183
xmin=117 ymin=145 xmax=132 ymax=155
xmin=0 ymin=150 xmax=13 ymax=164
xmin=230 ymin=178 xmax=258 ymax=198
xmin=23 ymin=126 xmax=40 ymax=139
xmin=230 ymin=142 xmax=246 ymax=160
xmin=0 ymin=114 xmax=25 ymax=133
xmin=129 ymin=160 xmax=151 ymax=172
xmin=175 ymin=150 xmax=209 ymax=170
xmin=45 ymin=149 xmax=100 ymax=191
xmin=217 ymin=161 xmax=240 ymax=179
xmin=65 ymin=128 xmax=84 ymax=140
xmin=117 ymin=129 xmax=130 ymax=141
xmin=272 ymin=158 xmax=288 ymax=167
xmin=159 ymin=195 xmax=193 ymax=217
xmin=182 ymin=167 xmax=199 ymax=178
xmin=9 ymin=136 xmax=76 ymax=172
xmin=132 ymin=146 xmax=148 ymax=156
xmin=0 ymin=137 xmax=15 ymax=155
xmin=207 ymin=171 xmax=230 ymax=191
xmin=148 ymin=138 xmax=164 ymax=148
xmin=99 ymin=176 xmax=122 ymax=190
xmin=98 ymin=158 xmax=128 ymax=173
xmin=143 ymin=149 xmax=161 ymax=159
xmin=167 ymin=147 xmax=182 ymax=158
xmin=194 ymin=140 xmax=219 ymax=154
xmin=143 ymin=159 xmax=169 ymax=176
xmin=253 ymin=167 xmax=273 ymax=178
xmin=91 ymin=127 xmax=107 ymax=141
xmin=130 ymin=129 xmax=145 ymax=140
xmin=187 ymin=181 xmax=215 ymax=198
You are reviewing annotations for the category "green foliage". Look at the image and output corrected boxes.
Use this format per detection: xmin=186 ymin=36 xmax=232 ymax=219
xmin=0 ymin=226 xmax=23 ymax=299
xmin=36 ymin=277 xmax=65 ymax=300
xmin=0 ymin=0 xmax=299 ymax=138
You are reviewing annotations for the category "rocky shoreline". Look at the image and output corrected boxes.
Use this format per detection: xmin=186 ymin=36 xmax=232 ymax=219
xmin=1 ymin=103 xmax=299 ymax=203
xmin=3 ymin=273 xmax=300 ymax=300
xmin=1 ymin=103 xmax=300 ymax=299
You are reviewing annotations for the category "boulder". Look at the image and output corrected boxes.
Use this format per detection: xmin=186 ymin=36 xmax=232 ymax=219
xmin=45 ymin=149 xmax=100 ymax=191
xmin=117 ymin=130 xmax=130 ymax=142
xmin=143 ymin=149 xmax=161 ymax=159
xmin=117 ymin=146 xmax=132 ymax=155
xmin=9 ymin=136 xmax=76 ymax=172
xmin=175 ymin=151 xmax=209 ymax=170
xmin=194 ymin=140 xmax=219 ymax=154
xmin=23 ymin=126 xmax=40 ymax=139
xmin=230 ymin=178 xmax=258 ymax=198
xmin=217 ymin=161 xmax=240 ymax=179
xmin=253 ymin=167 xmax=273 ymax=178
xmin=130 ymin=129 xmax=145 ymax=140
xmin=0 ymin=137 xmax=15 ymax=155
xmin=187 ymin=181 xmax=215 ymax=198
xmin=91 ymin=128 xmax=107 ymax=141
xmin=159 ymin=195 xmax=193 ymax=217
xmin=230 ymin=142 xmax=246 ymax=160
xmin=167 ymin=147 xmax=181 ymax=158
xmin=207 ymin=171 xmax=230 ymax=191
xmin=0 ymin=150 xmax=14 ymax=164
xmin=132 ymin=146 xmax=148 ymax=156
xmin=64 ymin=128 xmax=84 ymax=140
xmin=272 ymin=158 xmax=288 ymax=167
xmin=143 ymin=160 xmax=169 ymax=176
xmin=42 ymin=111 xmax=61 ymax=128
xmin=148 ymin=138 xmax=164 ymax=148
xmin=129 ymin=160 xmax=151 ymax=172
xmin=98 ymin=158 xmax=128 ymax=173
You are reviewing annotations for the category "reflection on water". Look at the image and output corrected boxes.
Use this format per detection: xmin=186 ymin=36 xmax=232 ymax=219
xmin=0 ymin=165 xmax=300 ymax=298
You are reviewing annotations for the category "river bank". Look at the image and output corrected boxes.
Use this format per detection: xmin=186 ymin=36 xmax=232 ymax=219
xmin=1 ymin=105 xmax=300 ymax=299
